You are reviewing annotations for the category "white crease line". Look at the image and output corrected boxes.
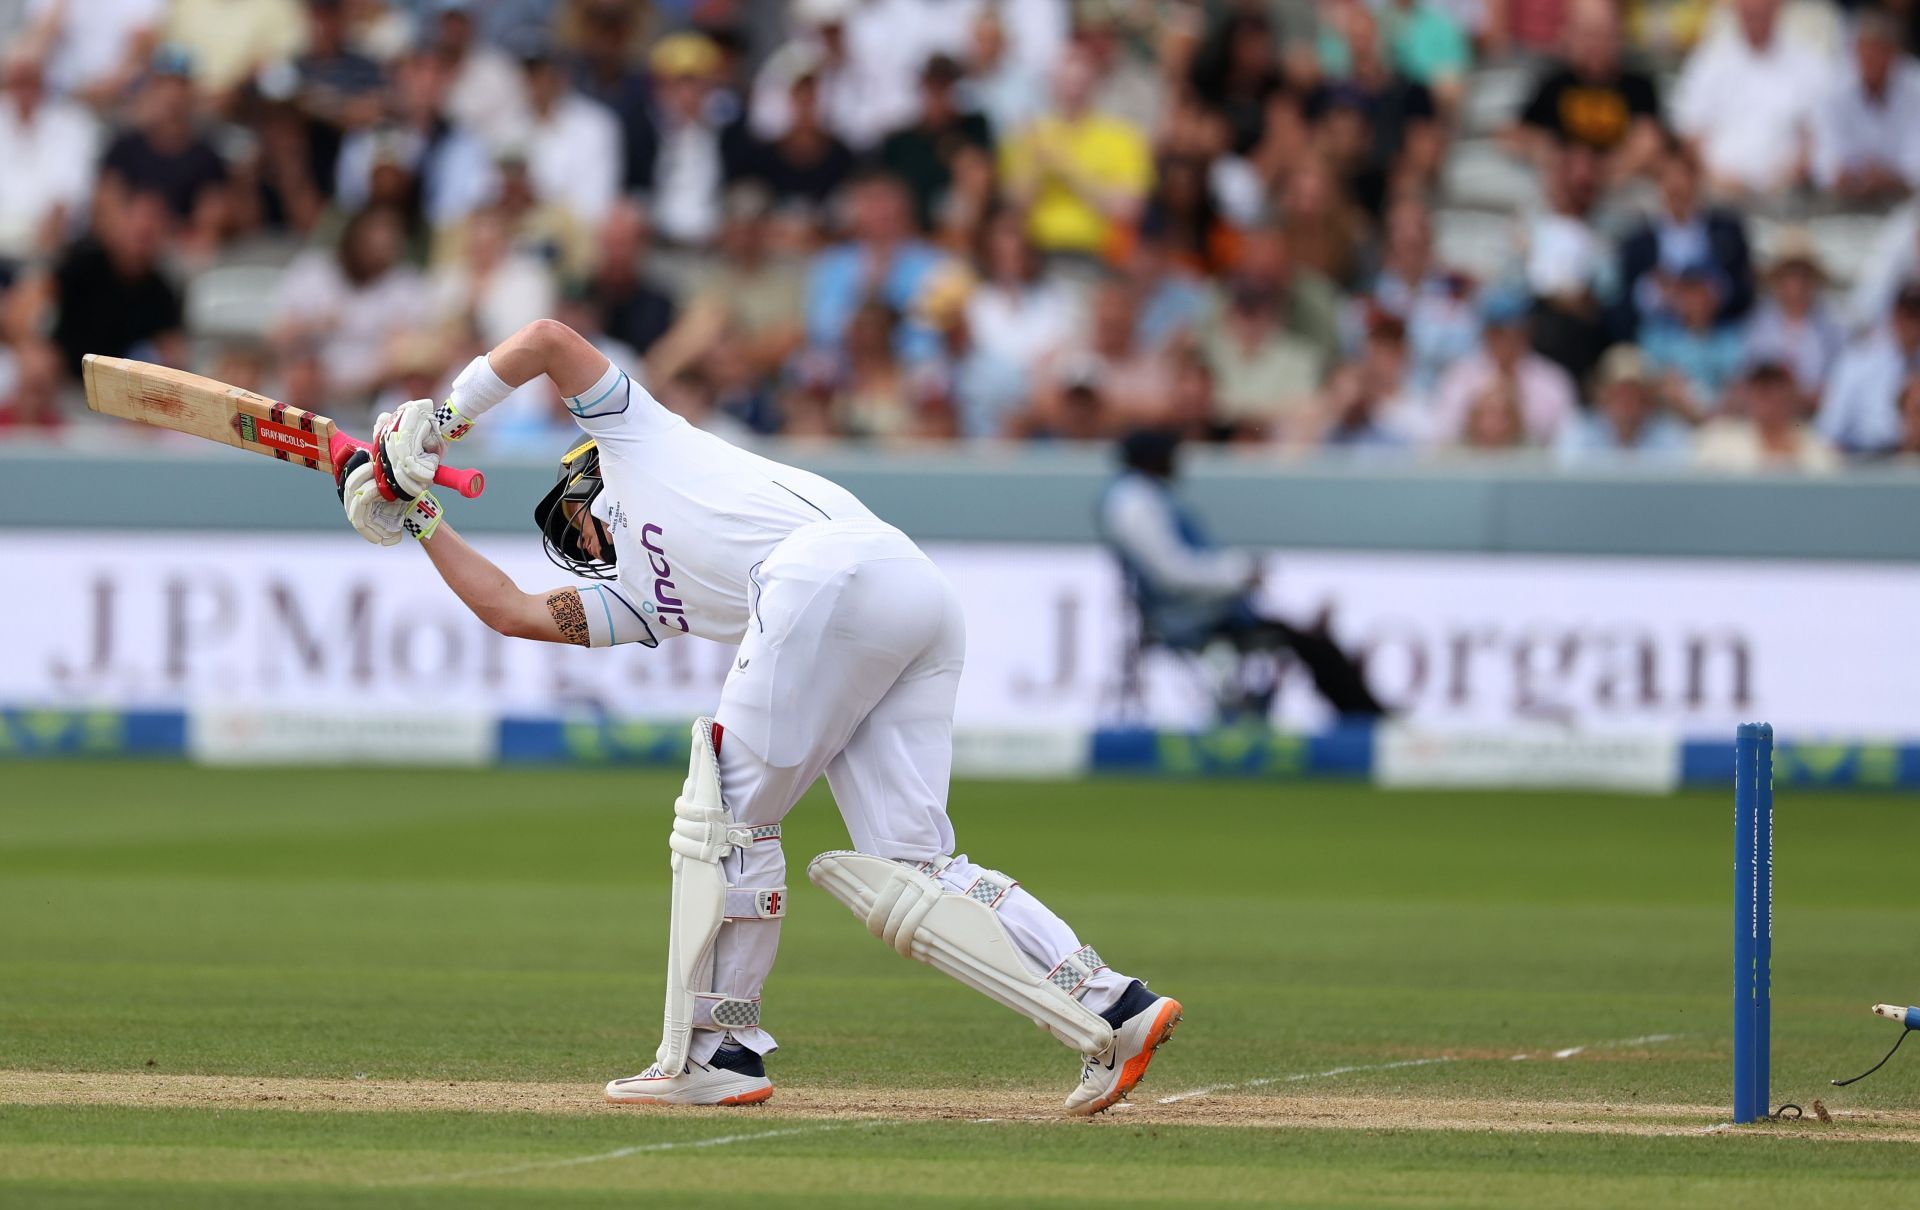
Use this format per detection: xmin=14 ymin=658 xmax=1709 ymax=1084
xmin=381 ymin=1121 xmax=875 ymax=1186
xmin=1157 ymin=1033 xmax=1686 ymax=1105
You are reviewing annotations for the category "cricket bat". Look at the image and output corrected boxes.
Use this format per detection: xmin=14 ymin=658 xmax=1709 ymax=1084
xmin=81 ymin=355 xmax=486 ymax=499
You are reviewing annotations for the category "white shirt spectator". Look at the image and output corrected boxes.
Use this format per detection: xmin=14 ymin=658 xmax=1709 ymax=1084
xmin=446 ymin=43 xmax=529 ymax=147
xmin=1430 ymin=350 xmax=1579 ymax=445
xmin=651 ymin=118 xmax=723 ymax=247
xmin=429 ymin=252 xmax=556 ymax=348
xmin=24 ymin=0 xmax=165 ymax=99
xmin=1670 ymin=24 xmax=1830 ymax=193
xmin=1816 ymin=330 xmax=1919 ymax=453
xmin=0 ymin=85 xmax=97 ymax=260
xmin=1812 ymin=58 xmax=1920 ymax=192
xmin=964 ymin=279 xmax=1078 ymax=373
xmin=271 ymin=250 xmax=429 ymax=397
xmin=510 ymin=93 xmax=622 ymax=229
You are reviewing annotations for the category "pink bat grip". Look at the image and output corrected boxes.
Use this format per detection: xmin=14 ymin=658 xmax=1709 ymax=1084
xmin=331 ymin=433 xmax=486 ymax=499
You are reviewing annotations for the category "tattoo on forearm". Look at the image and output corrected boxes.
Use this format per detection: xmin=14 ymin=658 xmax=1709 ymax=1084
xmin=547 ymin=589 xmax=590 ymax=646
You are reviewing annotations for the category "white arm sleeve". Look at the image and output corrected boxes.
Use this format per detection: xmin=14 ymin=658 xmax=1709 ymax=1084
xmin=578 ymin=582 xmax=664 ymax=648
xmin=1101 ymin=477 xmax=1255 ymax=600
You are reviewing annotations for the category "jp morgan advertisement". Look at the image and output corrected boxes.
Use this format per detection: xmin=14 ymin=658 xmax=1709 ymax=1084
xmin=0 ymin=533 xmax=1906 ymax=738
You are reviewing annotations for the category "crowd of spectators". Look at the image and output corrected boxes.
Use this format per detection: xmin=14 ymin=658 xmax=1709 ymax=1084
xmin=5 ymin=0 xmax=1920 ymax=472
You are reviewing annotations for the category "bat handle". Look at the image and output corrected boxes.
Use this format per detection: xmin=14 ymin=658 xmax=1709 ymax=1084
xmin=330 ymin=433 xmax=486 ymax=499
xmin=433 ymin=462 xmax=486 ymax=499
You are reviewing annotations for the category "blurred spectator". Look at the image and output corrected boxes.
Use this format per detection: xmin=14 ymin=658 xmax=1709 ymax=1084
xmin=1187 ymin=9 xmax=1286 ymax=156
xmin=1035 ymin=277 xmax=1169 ymax=432
xmin=1555 ymin=344 xmax=1693 ymax=464
xmin=1075 ymin=2 xmax=1173 ymax=134
xmin=1129 ymin=229 xmax=1212 ymax=353
xmin=1309 ymin=315 xmax=1424 ymax=449
xmin=1514 ymin=0 xmax=1661 ymax=182
xmin=430 ymin=0 xmax=528 ymax=146
xmin=429 ymin=205 xmax=555 ymax=346
xmin=21 ymin=0 xmax=165 ymax=106
xmin=234 ymin=95 xmax=327 ymax=238
xmin=1743 ymin=232 xmax=1841 ymax=407
xmin=165 ymin=0 xmax=305 ymax=101
xmin=1137 ymin=153 xmax=1235 ymax=276
xmin=0 ymin=339 xmax=63 ymax=431
xmin=1817 ymin=279 xmax=1920 ymax=455
xmin=510 ymin=41 xmax=622 ymax=230
xmin=99 ymin=49 xmax=231 ymax=255
xmin=1811 ymin=11 xmax=1920 ymax=204
xmin=270 ymin=205 xmax=427 ymax=399
xmin=1698 ymin=360 xmax=1841 ymax=472
xmin=964 ymin=208 xmax=1076 ymax=389
xmin=1380 ymin=0 xmax=1473 ymax=105
xmin=641 ymin=33 xmax=738 ymax=247
xmin=1524 ymin=139 xmax=1609 ymax=382
xmin=1198 ymin=270 xmax=1329 ymax=441
xmin=743 ymin=51 xmax=856 ymax=211
xmin=1164 ymin=350 xmax=1237 ymax=445
xmin=1306 ymin=7 xmax=1441 ymax=217
xmin=0 ymin=48 xmax=99 ymax=266
xmin=50 ymin=189 xmax=183 ymax=375
xmin=1642 ymin=263 xmax=1745 ymax=418
xmin=879 ymin=56 xmax=993 ymax=234
xmin=751 ymin=0 xmax=898 ymax=153
xmin=580 ymin=200 xmax=676 ymax=361
xmin=336 ymin=50 xmax=494 ymax=230
xmin=654 ymin=188 xmax=805 ymax=386
xmin=1458 ymin=377 xmax=1530 ymax=450
xmin=1669 ymin=0 xmax=1828 ymax=197
xmin=1365 ymin=196 xmax=1479 ymax=390
xmin=1613 ymin=140 xmax=1752 ymax=339
xmin=803 ymin=172 xmax=944 ymax=355
xmin=963 ymin=7 xmax=1047 ymax=142
xmin=1208 ymin=223 xmax=1341 ymax=370
xmin=440 ymin=148 xmax=590 ymax=280
xmin=1279 ymin=154 xmax=1372 ymax=289
xmin=1432 ymin=288 xmax=1577 ymax=446
xmin=568 ymin=0 xmax=651 ymax=192
xmin=292 ymin=0 xmax=385 ymax=192
xmin=999 ymin=43 xmax=1151 ymax=260
xmin=824 ymin=300 xmax=915 ymax=439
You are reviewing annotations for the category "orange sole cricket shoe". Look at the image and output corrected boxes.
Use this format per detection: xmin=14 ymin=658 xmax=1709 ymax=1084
xmin=1066 ymin=982 xmax=1184 ymax=1116
xmin=603 ymin=1048 xmax=774 ymax=1106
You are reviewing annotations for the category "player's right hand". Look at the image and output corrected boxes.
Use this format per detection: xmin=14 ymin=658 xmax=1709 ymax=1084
xmin=340 ymin=454 xmax=407 ymax=546
xmin=374 ymin=401 xmax=444 ymax=501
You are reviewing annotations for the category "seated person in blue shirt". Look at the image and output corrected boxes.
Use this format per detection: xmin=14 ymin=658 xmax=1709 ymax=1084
xmin=1556 ymin=344 xmax=1694 ymax=464
xmin=1641 ymin=261 xmax=1747 ymax=418
xmin=1098 ymin=429 xmax=1387 ymax=721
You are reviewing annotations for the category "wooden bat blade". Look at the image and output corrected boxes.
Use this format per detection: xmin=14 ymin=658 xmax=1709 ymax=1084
xmin=81 ymin=354 xmax=488 ymax=499
xmin=83 ymin=354 xmax=338 ymax=474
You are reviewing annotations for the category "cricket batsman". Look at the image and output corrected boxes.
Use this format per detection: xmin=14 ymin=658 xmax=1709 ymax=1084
xmin=334 ymin=320 xmax=1181 ymax=1114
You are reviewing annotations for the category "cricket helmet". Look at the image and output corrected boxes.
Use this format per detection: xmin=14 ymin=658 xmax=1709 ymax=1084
xmin=533 ymin=437 xmax=617 ymax=579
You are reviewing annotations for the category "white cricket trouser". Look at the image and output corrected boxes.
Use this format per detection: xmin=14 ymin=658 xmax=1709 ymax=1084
xmin=691 ymin=519 xmax=1130 ymax=1059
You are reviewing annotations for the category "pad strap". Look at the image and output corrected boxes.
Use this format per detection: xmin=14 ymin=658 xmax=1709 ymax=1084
xmin=1046 ymin=945 xmax=1108 ymax=998
xmin=961 ymin=869 xmax=1018 ymax=908
xmin=694 ymin=994 xmax=761 ymax=1029
xmin=724 ymin=886 xmax=788 ymax=920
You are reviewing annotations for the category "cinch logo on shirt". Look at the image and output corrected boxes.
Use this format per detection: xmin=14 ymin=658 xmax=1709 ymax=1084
xmin=638 ymin=524 xmax=689 ymax=632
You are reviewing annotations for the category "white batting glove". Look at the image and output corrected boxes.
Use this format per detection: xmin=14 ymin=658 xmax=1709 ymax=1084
xmin=340 ymin=455 xmax=445 ymax=546
xmin=373 ymin=401 xmax=444 ymax=501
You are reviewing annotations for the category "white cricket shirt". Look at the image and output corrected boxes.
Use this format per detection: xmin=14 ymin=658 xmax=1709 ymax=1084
xmin=564 ymin=365 xmax=876 ymax=648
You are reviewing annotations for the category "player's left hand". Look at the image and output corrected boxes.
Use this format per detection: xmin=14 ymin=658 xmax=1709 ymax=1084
xmin=338 ymin=450 xmax=445 ymax=546
xmin=374 ymin=400 xmax=443 ymax=501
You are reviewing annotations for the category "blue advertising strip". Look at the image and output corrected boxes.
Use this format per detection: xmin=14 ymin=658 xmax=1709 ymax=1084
xmin=1679 ymin=738 xmax=1920 ymax=789
xmin=0 ymin=708 xmax=186 ymax=757
xmin=498 ymin=716 xmax=697 ymax=765
xmin=1090 ymin=722 xmax=1375 ymax=779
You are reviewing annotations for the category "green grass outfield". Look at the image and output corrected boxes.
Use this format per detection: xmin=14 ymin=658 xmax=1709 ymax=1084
xmin=4 ymin=762 xmax=1920 ymax=1207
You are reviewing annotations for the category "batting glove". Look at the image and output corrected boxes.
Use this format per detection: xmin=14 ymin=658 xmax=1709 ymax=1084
xmin=372 ymin=402 xmax=444 ymax=502
xmin=338 ymin=449 xmax=445 ymax=546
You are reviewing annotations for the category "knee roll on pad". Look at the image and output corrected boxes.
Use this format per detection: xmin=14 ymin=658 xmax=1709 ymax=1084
xmin=806 ymin=850 xmax=1114 ymax=1055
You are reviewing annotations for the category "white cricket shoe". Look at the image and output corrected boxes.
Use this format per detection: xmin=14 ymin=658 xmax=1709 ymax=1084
xmin=604 ymin=1046 xmax=773 ymax=1106
xmin=1065 ymin=981 xmax=1183 ymax=1116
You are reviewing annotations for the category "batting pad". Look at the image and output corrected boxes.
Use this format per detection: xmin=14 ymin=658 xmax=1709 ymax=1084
xmin=807 ymin=851 xmax=1114 ymax=1055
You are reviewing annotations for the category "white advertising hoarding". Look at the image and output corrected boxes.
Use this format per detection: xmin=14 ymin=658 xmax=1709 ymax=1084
xmin=0 ymin=532 xmax=1908 ymax=737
